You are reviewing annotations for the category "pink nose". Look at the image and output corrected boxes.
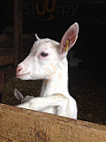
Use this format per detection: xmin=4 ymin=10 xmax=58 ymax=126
xmin=16 ymin=66 xmax=22 ymax=73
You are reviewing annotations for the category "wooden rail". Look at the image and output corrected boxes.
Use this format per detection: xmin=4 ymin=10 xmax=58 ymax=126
xmin=0 ymin=55 xmax=13 ymax=66
xmin=0 ymin=104 xmax=106 ymax=142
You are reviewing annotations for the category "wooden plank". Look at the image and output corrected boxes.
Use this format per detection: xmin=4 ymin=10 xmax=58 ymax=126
xmin=0 ymin=33 xmax=33 ymax=42
xmin=0 ymin=104 xmax=106 ymax=142
xmin=0 ymin=55 xmax=13 ymax=66
xmin=13 ymin=0 xmax=23 ymax=67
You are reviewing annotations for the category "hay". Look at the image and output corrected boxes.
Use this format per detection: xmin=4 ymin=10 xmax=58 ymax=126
xmin=2 ymin=78 xmax=41 ymax=105
xmin=69 ymin=81 xmax=106 ymax=125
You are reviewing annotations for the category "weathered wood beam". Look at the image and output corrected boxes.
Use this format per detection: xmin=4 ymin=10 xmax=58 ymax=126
xmin=0 ymin=104 xmax=106 ymax=142
xmin=13 ymin=0 xmax=23 ymax=67
xmin=0 ymin=55 xmax=13 ymax=66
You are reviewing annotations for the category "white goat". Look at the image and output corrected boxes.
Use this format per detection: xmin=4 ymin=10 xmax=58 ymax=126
xmin=15 ymin=22 xmax=79 ymax=119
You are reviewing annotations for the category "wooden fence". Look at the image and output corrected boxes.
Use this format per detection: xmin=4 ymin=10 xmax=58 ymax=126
xmin=0 ymin=104 xmax=106 ymax=142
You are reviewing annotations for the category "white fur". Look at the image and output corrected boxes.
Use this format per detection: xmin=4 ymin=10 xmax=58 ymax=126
xmin=15 ymin=23 xmax=79 ymax=119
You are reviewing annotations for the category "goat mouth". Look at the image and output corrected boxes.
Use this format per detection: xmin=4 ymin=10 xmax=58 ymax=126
xmin=16 ymin=72 xmax=30 ymax=78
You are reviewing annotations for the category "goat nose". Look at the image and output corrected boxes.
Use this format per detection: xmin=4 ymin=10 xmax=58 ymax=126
xmin=16 ymin=66 xmax=22 ymax=73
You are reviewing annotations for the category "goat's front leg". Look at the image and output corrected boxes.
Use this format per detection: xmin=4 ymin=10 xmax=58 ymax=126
xmin=16 ymin=93 xmax=68 ymax=111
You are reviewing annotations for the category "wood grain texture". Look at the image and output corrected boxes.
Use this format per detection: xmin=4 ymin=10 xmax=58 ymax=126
xmin=0 ymin=104 xmax=106 ymax=142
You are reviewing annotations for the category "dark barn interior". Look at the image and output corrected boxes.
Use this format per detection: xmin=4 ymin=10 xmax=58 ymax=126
xmin=0 ymin=0 xmax=106 ymax=125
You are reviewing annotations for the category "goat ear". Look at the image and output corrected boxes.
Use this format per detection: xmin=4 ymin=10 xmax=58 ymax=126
xmin=14 ymin=88 xmax=24 ymax=102
xmin=35 ymin=33 xmax=40 ymax=40
xmin=60 ymin=22 xmax=79 ymax=57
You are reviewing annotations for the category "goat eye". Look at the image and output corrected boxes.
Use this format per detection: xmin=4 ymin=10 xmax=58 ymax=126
xmin=40 ymin=52 xmax=48 ymax=57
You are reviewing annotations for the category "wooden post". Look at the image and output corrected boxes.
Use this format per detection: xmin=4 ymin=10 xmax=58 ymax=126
xmin=0 ymin=104 xmax=106 ymax=142
xmin=13 ymin=0 xmax=23 ymax=68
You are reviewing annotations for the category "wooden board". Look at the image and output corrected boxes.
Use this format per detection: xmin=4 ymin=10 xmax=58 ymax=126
xmin=0 ymin=104 xmax=106 ymax=142
xmin=0 ymin=55 xmax=13 ymax=66
xmin=13 ymin=0 xmax=23 ymax=67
